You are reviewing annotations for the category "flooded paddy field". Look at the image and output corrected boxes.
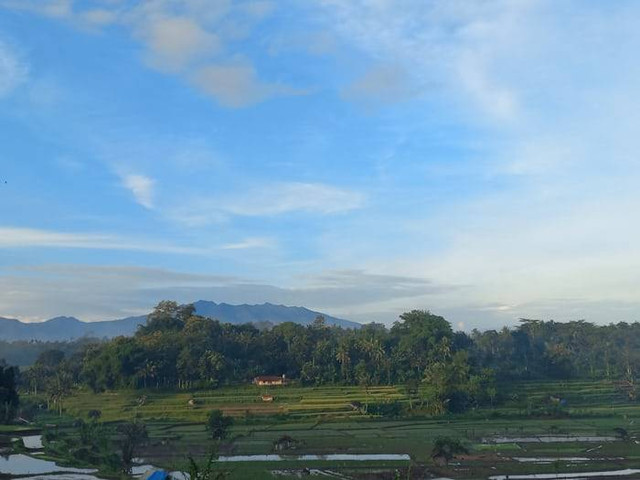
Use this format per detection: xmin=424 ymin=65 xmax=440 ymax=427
xmin=3 ymin=380 xmax=640 ymax=479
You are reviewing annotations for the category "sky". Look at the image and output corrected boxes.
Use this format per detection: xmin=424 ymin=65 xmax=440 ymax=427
xmin=1 ymin=0 xmax=639 ymax=329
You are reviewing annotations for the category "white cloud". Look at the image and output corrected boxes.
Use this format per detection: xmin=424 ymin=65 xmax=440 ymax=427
xmin=226 ymin=182 xmax=365 ymax=216
xmin=221 ymin=237 xmax=274 ymax=250
xmin=0 ymin=227 xmax=197 ymax=254
xmin=121 ymin=173 xmax=155 ymax=209
xmin=342 ymin=64 xmax=419 ymax=105
xmin=170 ymin=182 xmax=366 ymax=225
xmin=241 ymin=1 xmax=275 ymax=19
xmin=190 ymin=62 xmax=305 ymax=107
xmin=316 ymin=0 xmax=531 ymax=120
xmin=0 ymin=264 xmax=238 ymax=321
xmin=81 ymin=9 xmax=117 ymax=26
xmin=138 ymin=16 xmax=221 ymax=71
xmin=306 ymin=0 xmax=640 ymax=328
xmin=0 ymin=39 xmax=27 ymax=97
xmin=42 ymin=0 xmax=72 ymax=18
xmin=0 ymin=0 xmax=73 ymax=18
xmin=2 ymin=0 xmax=301 ymax=108
xmin=0 ymin=227 xmax=277 ymax=257
xmin=0 ymin=264 xmax=445 ymax=322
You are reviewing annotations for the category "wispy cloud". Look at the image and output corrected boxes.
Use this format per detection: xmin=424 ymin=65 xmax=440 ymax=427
xmin=221 ymin=237 xmax=274 ymax=250
xmin=190 ymin=62 xmax=306 ymax=108
xmin=4 ymin=0 xmax=640 ymax=329
xmin=121 ymin=173 xmax=155 ymax=209
xmin=0 ymin=38 xmax=27 ymax=97
xmin=170 ymin=182 xmax=366 ymax=225
xmin=316 ymin=0 xmax=529 ymax=120
xmin=1 ymin=0 xmax=72 ymax=18
xmin=225 ymin=182 xmax=365 ymax=216
xmin=0 ymin=227 xmax=194 ymax=253
xmin=0 ymin=264 xmax=239 ymax=321
xmin=2 ymin=0 xmax=302 ymax=107
xmin=137 ymin=16 xmax=222 ymax=72
xmin=0 ymin=264 xmax=446 ymax=322
xmin=306 ymin=0 xmax=640 ymax=327
xmin=0 ymin=227 xmax=273 ymax=254
xmin=341 ymin=64 xmax=419 ymax=105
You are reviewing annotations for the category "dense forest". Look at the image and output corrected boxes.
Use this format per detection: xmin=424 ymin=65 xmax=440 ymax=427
xmin=7 ymin=300 xmax=640 ymax=417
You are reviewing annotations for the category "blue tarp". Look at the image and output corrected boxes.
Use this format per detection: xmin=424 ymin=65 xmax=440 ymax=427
xmin=145 ymin=471 xmax=168 ymax=480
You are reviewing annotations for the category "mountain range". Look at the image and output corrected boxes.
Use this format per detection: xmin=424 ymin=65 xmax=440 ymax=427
xmin=0 ymin=301 xmax=360 ymax=342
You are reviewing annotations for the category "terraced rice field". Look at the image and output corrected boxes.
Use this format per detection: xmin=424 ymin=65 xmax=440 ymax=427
xmin=23 ymin=380 xmax=640 ymax=479
xmin=50 ymin=379 xmax=638 ymax=424
xmin=55 ymin=384 xmax=412 ymax=422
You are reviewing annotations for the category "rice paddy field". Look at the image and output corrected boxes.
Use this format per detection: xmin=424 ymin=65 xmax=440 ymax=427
xmin=53 ymin=384 xmax=410 ymax=422
xmin=14 ymin=380 xmax=640 ymax=479
xmin=51 ymin=379 xmax=639 ymax=422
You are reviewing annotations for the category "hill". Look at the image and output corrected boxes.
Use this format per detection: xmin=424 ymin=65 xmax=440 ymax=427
xmin=192 ymin=301 xmax=358 ymax=329
xmin=0 ymin=302 xmax=359 ymax=341
xmin=0 ymin=315 xmax=145 ymax=341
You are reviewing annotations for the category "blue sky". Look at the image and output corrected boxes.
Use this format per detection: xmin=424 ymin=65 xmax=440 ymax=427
xmin=1 ymin=0 xmax=639 ymax=328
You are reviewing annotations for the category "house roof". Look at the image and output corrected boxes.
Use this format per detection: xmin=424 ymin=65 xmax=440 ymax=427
xmin=254 ymin=375 xmax=284 ymax=381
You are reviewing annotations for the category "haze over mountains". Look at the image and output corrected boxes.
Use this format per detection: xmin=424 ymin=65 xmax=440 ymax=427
xmin=0 ymin=301 xmax=359 ymax=341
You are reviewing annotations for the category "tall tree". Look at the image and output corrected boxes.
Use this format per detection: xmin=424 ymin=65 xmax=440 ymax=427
xmin=0 ymin=361 xmax=19 ymax=423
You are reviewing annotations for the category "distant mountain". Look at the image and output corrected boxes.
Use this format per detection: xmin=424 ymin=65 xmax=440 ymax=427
xmin=192 ymin=301 xmax=359 ymax=329
xmin=0 ymin=302 xmax=359 ymax=342
xmin=0 ymin=315 xmax=145 ymax=342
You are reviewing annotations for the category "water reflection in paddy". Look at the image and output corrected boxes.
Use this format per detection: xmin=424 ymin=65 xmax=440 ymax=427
xmin=0 ymin=453 xmax=99 ymax=477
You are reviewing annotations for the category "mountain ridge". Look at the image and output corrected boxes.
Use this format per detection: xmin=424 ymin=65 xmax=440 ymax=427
xmin=0 ymin=301 xmax=359 ymax=341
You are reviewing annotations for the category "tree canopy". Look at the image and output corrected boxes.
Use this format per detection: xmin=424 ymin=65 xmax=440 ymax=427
xmin=16 ymin=301 xmax=640 ymax=416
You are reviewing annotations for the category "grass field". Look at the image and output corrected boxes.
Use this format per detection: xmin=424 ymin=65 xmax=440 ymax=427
xmin=17 ymin=380 xmax=640 ymax=479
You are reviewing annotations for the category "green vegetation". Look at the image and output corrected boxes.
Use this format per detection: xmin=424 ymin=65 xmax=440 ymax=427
xmin=431 ymin=437 xmax=469 ymax=466
xmin=0 ymin=361 xmax=18 ymax=423
xmin=207 ymin=409 xmax=233 ymax=440
xmin=5 ymin=303 xmax=640 ymax=478
xmin=6 ymin=378 xmax=640 ymax=479
xmin=16 ymin=303 xmax=640 ymax=415
xmin=42 ymin=418 xmax=122 ymax=474
xmin=185 ymin=452 xmax=227 ymax=480
xmin=118 ymin=420 xmax=149 ymax=473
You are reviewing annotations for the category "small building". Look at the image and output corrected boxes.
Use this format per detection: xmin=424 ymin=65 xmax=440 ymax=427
xmin=253 ymin=374 xmax=287 ymax=386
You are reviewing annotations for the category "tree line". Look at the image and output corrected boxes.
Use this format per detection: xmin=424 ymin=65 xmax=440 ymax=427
xmin=12 ymin=300 xmax=640 ymax=416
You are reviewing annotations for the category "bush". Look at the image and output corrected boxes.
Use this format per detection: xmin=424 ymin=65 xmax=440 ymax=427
xmin=431 ymin=437 xmax=468 ymax=466
xmin=87 ymin=409 xmax=102 ymax=421
xmin=206 ymin=410 xmax=233 ymax=441
xmin=367 ymin=401 xmax=404 ymax=418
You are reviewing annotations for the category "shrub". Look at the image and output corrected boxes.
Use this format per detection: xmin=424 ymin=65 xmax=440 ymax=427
xmin=206 ymin=410 xmax=233 ymax=441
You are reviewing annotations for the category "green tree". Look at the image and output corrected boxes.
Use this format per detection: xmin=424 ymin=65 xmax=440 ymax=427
xmin=335 ymin=340 xmax=352 ymax=383
xmin=0 ymin=362 xmax=19 ymax=423
xmin=138 ymin=301 xmax=194 ymax=335
xmin=117 ymin=421 xmax=148 ymax=473
xmin=199 ymin=350 xmax=224 ymax=387
xmin=206 ymin=410 xmax=233 ymax=441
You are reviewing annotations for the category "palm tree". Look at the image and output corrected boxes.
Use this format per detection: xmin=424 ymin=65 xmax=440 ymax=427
xmin=138 ymin=360 xmax=157 ymax=389
xmin=335 ymin=342 xmax=351 ymax=382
